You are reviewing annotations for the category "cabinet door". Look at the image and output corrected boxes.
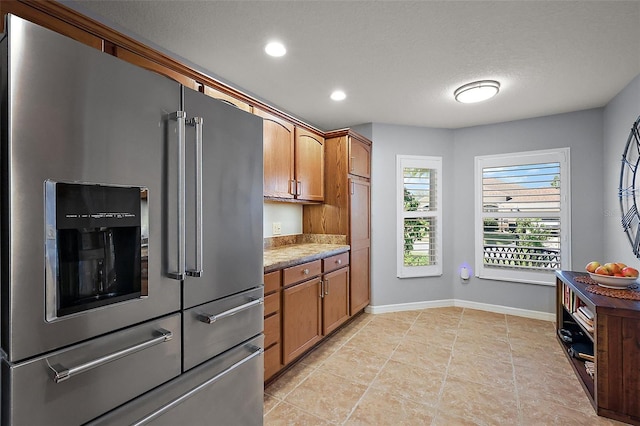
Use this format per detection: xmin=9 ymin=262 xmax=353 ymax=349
xmin=255 ymin=109 xmax=295 ymax=199
xmin=295 ymin=127 xmax=324 ymax=201
xmin=349 ymin=178 xmax=371 ymax=314
xmin=322 ymin=267 xmax=350 ymax=335
xmin=349 ymin=138 xmax=371 ymax=179
xmin=350 ymin=178 xmax=371 ymax=243
xmin=282 ymin=277 xmax=322 ymax=364
xmin=350 ymin=246 xmax=370 ymax=315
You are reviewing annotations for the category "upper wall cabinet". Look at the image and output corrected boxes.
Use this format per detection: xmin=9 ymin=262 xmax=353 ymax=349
xmin=349 ymin=138 xmax=371 ymax=179
xmin=256 ymin=108 xmax=324 ymax=202
xmin=202 ymin=85 xmax=252 ymax=113
xmin=254 ymin=108 xmax=295 ymax=200
xmin=294 ymin=127 xmax=324 ymax=202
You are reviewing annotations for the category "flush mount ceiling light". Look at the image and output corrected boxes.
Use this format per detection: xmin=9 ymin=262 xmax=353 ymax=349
xmin=454 ymin=80 xmax=500 ymax=103
xmin=265 ymin=41 xmax=286 ymax=57
xmin=330 ymin=90 xmax=346 ymax=101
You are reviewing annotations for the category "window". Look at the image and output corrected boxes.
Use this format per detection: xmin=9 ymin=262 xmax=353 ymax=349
xmin=397 ymin=155 xmax=442 ymax=278
xmin=475 ymin=148 xmax=570 ymax=286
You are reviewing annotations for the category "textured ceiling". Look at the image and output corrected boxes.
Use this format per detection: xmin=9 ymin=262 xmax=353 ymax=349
xmin=65 ymin=0 xmax=640 ymax=131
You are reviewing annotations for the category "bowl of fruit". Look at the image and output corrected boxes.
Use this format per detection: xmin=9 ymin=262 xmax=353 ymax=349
xmin=585 ymin=261 xmax=639 ymax=289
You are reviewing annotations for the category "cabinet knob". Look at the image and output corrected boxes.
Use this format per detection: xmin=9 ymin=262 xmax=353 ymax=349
xmin=337 ymin=259 xmax=342 ymax=265
xmin=303 ymin=268 xmax=309 ymax=275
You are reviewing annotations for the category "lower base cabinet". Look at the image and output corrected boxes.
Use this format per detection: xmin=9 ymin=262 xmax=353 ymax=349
xmin=281 ymin=253 xmax=351 ymax=368
xmin=282 ymin=275 xmax=323 ymax=364
xmin=321 ymin=252 xmax=350 ymax=335
xmin=349 ymin=246 xmax=370 ymax=315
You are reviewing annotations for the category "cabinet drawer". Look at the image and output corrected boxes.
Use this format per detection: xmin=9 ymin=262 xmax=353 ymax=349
xmin=264 ymin=343 xmax=282 ymax=380
xmin=322 ymin=252 xmax=350 ymax=273
xmin=264 ymin=312 xmax=280 ymax=348
xmin=264 ymin=270 xmax=281 ymax=294
xmin=264 ymin=292 xmax=280 ymax=317
xmin=283 ymin=260 xmax=321 ymax=286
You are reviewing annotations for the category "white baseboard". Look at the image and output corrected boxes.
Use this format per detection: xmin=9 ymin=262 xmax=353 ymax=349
xmin=365 ymin=299 xmax=555 ymax=322
xmin=365 ymin=299 xmax=455 ymax=314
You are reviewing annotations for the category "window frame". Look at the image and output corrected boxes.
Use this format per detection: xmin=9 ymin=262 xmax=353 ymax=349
xmin=396 ymin=155 xmax=443 ymax=278
xmin=474 ymin=148 xmax=571 ymax=286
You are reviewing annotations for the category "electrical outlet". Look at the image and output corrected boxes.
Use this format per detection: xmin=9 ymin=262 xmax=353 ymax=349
xmin=272 ymin=222 xmax=282 ymax=235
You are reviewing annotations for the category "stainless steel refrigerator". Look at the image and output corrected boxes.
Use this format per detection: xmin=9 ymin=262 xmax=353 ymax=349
xmin=1 ymin=14 xmax=264 ymax=425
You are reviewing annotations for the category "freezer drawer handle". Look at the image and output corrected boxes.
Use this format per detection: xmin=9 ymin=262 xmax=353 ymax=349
xmin=197 ymin=297 xmax=264 ymax=324
xmin=132 ymin=344 xmax=263 ymax=426
xmin=185 ymin=116 xmax=204 ymax=278
xmin=47 ymin=328 xmax=173 ymax=384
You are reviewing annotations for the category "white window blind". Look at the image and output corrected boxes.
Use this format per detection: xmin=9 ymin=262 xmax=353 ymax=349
xmin=397 ymin=155 xmax=442 ymax=278
xmin=475 ymin=148 xmax=570 ymax=286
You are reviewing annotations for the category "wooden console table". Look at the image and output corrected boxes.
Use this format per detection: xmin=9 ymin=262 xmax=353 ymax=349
xmin=556 ymin=270 xmax=640 ymax=425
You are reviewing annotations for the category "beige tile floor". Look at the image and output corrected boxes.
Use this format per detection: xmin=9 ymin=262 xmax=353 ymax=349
xmin=263 ymin=307 xmax=627 ymax=425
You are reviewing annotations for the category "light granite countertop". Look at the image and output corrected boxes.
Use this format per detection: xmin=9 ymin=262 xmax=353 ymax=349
xmin=263 ymin=234 xmax=349 ymax=272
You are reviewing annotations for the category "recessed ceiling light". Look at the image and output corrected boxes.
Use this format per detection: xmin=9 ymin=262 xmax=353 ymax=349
xmin=330 ymin=90 xmax=346 ymax=101
xmin=265 ymin=41 xmax=286 ymax=57
xmin=454 ymin=80 xmax=500 ymax=103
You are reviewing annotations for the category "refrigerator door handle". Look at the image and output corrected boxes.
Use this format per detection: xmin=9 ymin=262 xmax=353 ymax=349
xmin=186 ymin=116 xmax=204 ymax=278
xmin=169 ymin=111 xmax=187 ymax=280
xmin=131 ymin=344 xmax=263 ymax=426
xmin=197 ymin=297 xmax=264 ymax=324
xmin=47 ymin=329 xmax=174 ymax=383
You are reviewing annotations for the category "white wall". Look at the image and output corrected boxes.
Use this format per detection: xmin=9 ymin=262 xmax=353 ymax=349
xmin=603 ymin=75 xmax=640 ymax=264
xmin=367 ymin=124 xmax=455 ymax=306
xmin=364 ymin=109 xmax=605 ymax=314
xmin=263 ymin=202 xmax=302 ymax=237
xmin=452 ymin=109 xmax=604 ymax=313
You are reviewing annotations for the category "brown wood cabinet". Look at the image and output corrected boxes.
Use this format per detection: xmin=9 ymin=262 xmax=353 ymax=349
xmin=321 ymin=253 xmax=350 ymax=335
xmin=256 ymin=107 xmax=324 ymax=202
xmin=271 ymin=250 xmax=351 ymax=375
xmin=294 ymin=127 xmax=324 ymax=202
xmin=254 ymin=108 xmax=295 ymax=200
xmin=556 ymin=270 xmax=640 ymax=425
xmin=282 ymin=260 xmax=323 ymax=364
xmin=349 ymin=178 xmax=371 ymax=314
xmin=304 ymin=130 xmax=372 ymax=314
xmin=349 ymin=137 xmax=371 ymax=178
xmin=263 ymin=270 xmax=282 ymax=381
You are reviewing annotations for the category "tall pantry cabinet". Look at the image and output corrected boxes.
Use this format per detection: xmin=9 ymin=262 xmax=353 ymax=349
xmin=304 ymin=129 xmax=371 ymax=315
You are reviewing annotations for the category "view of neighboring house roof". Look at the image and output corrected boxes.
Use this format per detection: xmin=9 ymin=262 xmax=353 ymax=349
xmin=483 ymin=178 xmax=560 ymax=210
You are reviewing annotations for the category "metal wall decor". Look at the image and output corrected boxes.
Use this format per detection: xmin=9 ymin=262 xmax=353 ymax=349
xmin=619 ymin=115 xmax=640 ymax=257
